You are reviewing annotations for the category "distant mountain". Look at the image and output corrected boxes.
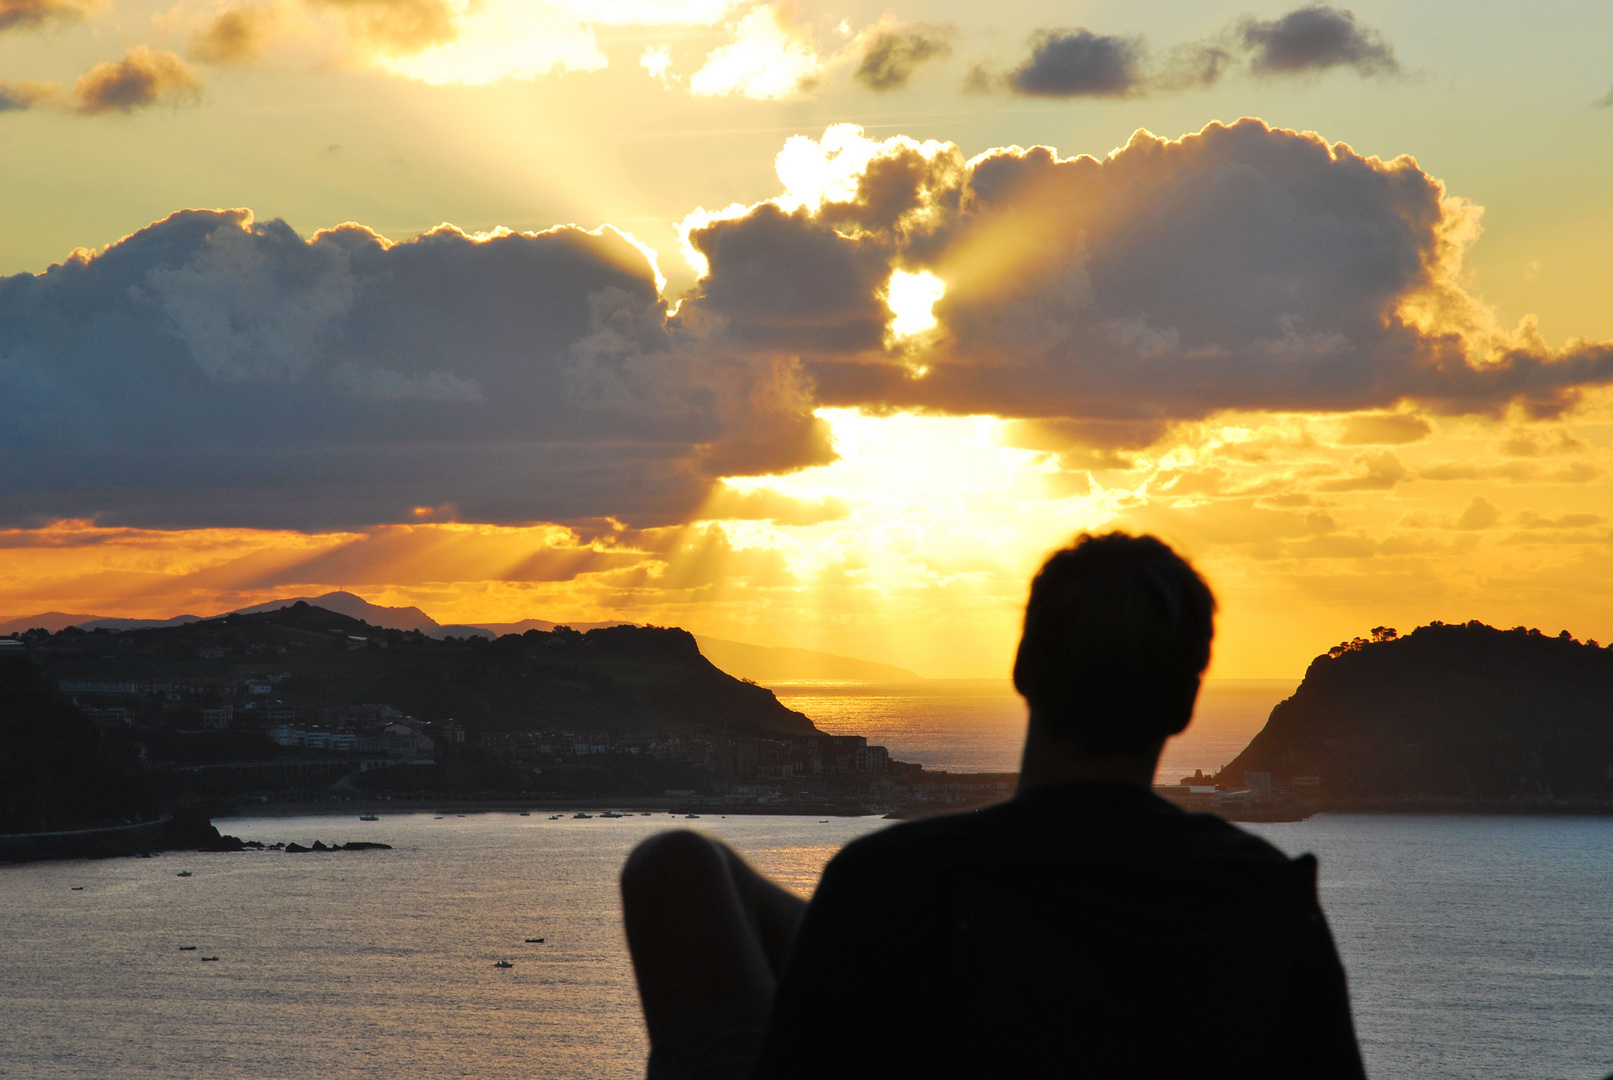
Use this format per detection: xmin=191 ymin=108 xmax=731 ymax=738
xmin=2 ymin=595 xmax=914 ymax=683
xmin=0 ymin=594 xmax=495 ymax=640
xmin=692 ymin=637 xmax=922 ymax=683
xmin=231 ymin=592 xmax=496 ymax=638
xmin=0 ymin=612 xmax=205 ymax=635
xmin=1217 ymin=622 xmax=1613 ymax=807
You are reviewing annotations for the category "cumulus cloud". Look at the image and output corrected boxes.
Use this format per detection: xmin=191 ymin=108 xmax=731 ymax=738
xmin=0 ymin=210 xmax=831 ymax=530
xmin=307 ymin=0 xmax=455 ymax=55
xmin=995 ymin=29 xmax=1145 ymax=98
xmin=167 ymin=0 xmax=736 ymax=83
xmin=72 ymin=47 xmax=203 ymax=114
xmin=688 ymin=4 xmax=819 ymax=99
xmin=1239 ymin=5 xmax=1398 ymax=78
xmin=854 ymin=24 xmax=951 ymax=91
xmin=12 ymin=119 xmax=1613 ymax=536
xmin=188 ymin=3 xmax=281 ymax=64
xmin=0 ymin=0 xmax=96 ymax=32
xmin=679 ymin=120 xmax=1613 ymax=437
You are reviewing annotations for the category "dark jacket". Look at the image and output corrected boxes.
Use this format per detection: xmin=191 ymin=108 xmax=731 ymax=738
xmin=751 ymin=782 xmax=1366 ymax=1079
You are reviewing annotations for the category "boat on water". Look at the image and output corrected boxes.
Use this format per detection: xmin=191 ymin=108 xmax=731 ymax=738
xmin=599 ymin=811 xmax=624 ymax=818
xmin=548 ymin=814 xmax=562 ymax=820
xmin=684 ymin=813 xmax=700 ymax=819
xmin=358 ymin=814 xmax=379 ymax=821
xmin=179 ymin=945 xmax=197 ymax=951
xmin=573 ymin=812 xmax=593 ymax=819
xmin=200 ymin=956 xmax=220 ymax=962
xmin=71 ymin=886 xmax=84 ymax=890
xmin=524 ymin=937 xmax=544 ymax=943
xmin=176 ymin=871 xmax=192 ymax=877
xmin=493 ymin=960 xmax=514 ymax=969
xmin=519 ymin=812 xmax=530 ymax=817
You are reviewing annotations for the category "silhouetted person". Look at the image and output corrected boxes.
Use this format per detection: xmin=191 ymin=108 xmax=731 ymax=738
xmin=621 ymin=532 xmax=1366 ymax=1079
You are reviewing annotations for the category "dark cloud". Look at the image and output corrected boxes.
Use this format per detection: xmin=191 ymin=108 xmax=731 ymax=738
xmin=1238 ymin=5 xmax=1398 ymax=78
xmin=1002 ymin=29 xmax=1145 ymax=98
xmin=977 ymin=6 xmax=1399 ymax=98
xmin=0 ymin=210 xmax=831 ymax=530
xmin=682 ymin=202 xmax=893 ymax=353
xmin=13 ymin=120 xmax=1613 ymax=533
xmin=855 ymin=25 xmax=951 ymax=91
xmin=0 ymin=0 xmax=93 ymax=32
xmin=189 ymin=3 xmax=278 ymax=64
xmin=687 ymin=120 xmax=1613 ymax=437
xmin=308 ymin=0 xmax=456 ymax=55
xmin=72 ymin=47 xmax=202 ymax=114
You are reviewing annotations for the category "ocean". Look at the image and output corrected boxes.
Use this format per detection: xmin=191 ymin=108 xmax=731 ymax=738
xmin=775 ymin=677 xmax=1295 ymax=780
xmin=5 ymin=683 xmax=1612 ymax=1080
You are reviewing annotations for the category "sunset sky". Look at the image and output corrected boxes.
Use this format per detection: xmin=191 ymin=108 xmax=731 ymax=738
xmin=3 ymin=0 xmax=1613 ymax=679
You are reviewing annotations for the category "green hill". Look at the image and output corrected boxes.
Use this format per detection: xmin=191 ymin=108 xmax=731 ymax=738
xmin=1217 ymin=622 xmax=1613 ymax=807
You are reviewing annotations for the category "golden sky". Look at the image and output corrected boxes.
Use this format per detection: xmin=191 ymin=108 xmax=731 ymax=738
xmin=3 ymin=0 xmax=1613 ymax=678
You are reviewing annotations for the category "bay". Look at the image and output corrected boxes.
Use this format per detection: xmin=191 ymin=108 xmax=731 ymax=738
xmin=775 ymin=677 xmax=1295 ymax=780
xmin=6 ymin=810 xmax=1613 ymax=1080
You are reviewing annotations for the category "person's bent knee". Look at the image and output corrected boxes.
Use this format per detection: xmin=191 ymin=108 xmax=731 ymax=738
xmin=620 ymin=828 xmax=726 ymax=903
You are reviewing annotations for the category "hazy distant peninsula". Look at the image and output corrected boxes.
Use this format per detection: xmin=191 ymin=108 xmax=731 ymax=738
xmin=1217 ymin=622 xmax=1613 ymax=811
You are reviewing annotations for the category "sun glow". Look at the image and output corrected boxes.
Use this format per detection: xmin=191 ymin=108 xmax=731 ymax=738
xmin=686 ymin=409 xmax=1121 ymax=672
xmin=885 ymin=269 xmax=946 ymax=338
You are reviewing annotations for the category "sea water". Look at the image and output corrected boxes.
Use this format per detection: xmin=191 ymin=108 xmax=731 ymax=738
xmin=776 ymin=677 xmax=1294 ymax=779
xmin=6 ymin=679 xmax=1613 ymax=1080
xmin=6 ymin=812 xmax=1613 ymax=1080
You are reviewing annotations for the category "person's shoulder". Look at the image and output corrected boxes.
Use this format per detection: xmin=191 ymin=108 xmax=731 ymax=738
xmin=822 ymin=807 xmax=1000 ymax=880
xmin=1167 ymin=803 xmax=1291 ymax=863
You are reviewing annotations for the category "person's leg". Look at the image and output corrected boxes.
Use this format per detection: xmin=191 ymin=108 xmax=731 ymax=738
xmin=620 ymin=829 xmax=806 ymax=1044
xmin=718 ymin=845 xmax=808 ymax=978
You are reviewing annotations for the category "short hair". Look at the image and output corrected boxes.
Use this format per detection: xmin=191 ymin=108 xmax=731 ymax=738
xmin=1013 ymin=532 xmax=1216 ymax=755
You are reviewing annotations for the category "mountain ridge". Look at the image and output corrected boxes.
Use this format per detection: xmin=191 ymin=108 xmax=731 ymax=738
xmin=2 ymin=595 xmax=920 ymax=682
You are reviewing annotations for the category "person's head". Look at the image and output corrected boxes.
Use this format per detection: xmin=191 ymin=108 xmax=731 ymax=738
xmin=1013 ymin=532 xmax=1215 ymax=757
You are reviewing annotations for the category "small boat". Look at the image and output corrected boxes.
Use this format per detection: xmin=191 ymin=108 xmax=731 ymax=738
xmin=548 ymin=814 xmax=562 ymax=820
xmin=524 ymin=937 xmax=545 ymax=943
xmin=359 ymin=814 xmax=379 ymax=821
xmin=599 ymin=811 xmax=624 ymax=818
xmin=493 ymin=960 xmax=514 ymax=969
xmin=819 ymin=820 xmax=829 ymax=823
xmin=179 ymin=945 xmax=197 ymax=951
xmin=71 ymin=886 xmax=84 ymax=891
xmin=434 ymin=816 xmax=444 ymax=820
xmin=519 ymin=812 xmax=530 ymax=817
xmin=200 ymin=956 xmax=220 ymax=962
xmin=684 ymin=813 xmax=700 ymax=819
xmin=640 ymin=812 xmax=652 ymax=816
xmin=573 ymin=812 xmax=593 ymax=819
xmin=176 ymin=871 xmax=192 ymax=877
